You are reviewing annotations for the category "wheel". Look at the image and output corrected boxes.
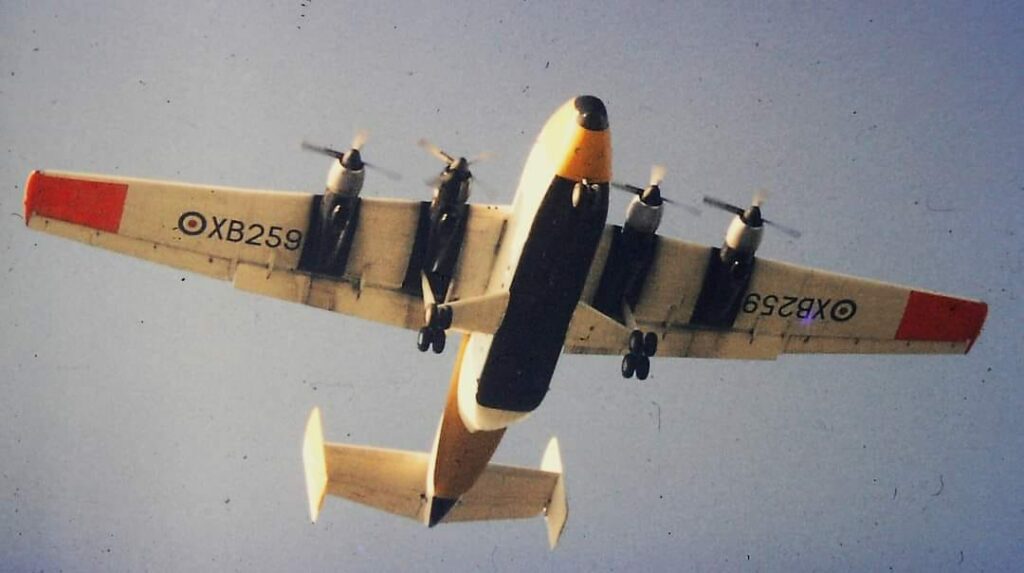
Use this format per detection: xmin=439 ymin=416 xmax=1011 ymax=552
xmin=643 ymin=331 xmax=658 ymax=357
xmin=431 ymin=329 xmax=447 ymax=354
xmin=628 ymin=330 xmax=644 ymax=355
xmin=621 ymin=354 xmax=636 ymax=378
xmin=635 ymin=355 xmax=650 ymax=380
xmin=426 ymin=304 xmax=453 ymax=330
xmin=417 ymin=327 xmax=432 ymax=352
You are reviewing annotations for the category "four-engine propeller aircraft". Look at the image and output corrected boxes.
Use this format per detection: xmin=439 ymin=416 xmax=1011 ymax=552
xmin=22 ymin=96 xmax=987 ymax=548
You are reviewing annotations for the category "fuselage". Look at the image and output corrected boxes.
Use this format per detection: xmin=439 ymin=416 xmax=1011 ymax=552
xmin=426 ymin=96 xmax=612 ymax=524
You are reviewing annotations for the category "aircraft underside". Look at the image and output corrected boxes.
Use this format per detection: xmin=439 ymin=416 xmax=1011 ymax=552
xmin=22 ymin=93 xmax=986 ymax=549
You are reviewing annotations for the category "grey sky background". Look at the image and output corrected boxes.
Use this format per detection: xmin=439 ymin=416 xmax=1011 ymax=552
xmin=2 ymin=1 xmax=1022 ymax=571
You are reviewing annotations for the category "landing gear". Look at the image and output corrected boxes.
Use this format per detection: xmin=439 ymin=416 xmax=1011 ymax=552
xmin=621 ymin=354 xmax=635 ymax=378
xmin=635 ymin=354 xmax=650 ymax=380
xmin=431 ymin=329 xmax=446 ymax=354
xmin=628 ymin=329 xmax=644 ymax=355
xmin=419 ymin=302 xmax=452 ymax=354
xmin=621 ymin=329 xmax=658 ymax=380
xmin=424 ymin=303 xmax=453 ymax=331
xmin=417 ymin=326 xmax=447 ymax=354
xmin=643 ymin=331 xmax=658 ymax=357
xmin=621 ymin=353 xmax=650 ymax=381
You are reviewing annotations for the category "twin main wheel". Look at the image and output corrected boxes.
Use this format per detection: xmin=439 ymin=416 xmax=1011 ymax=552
xmin=628 ymin=329 xmax=658 ymax=357
xmin=622 ymin=329 xmax=658 ymax=380
xmin=424 ymin=304 xmax=453 ymax=331
xmin=621 ymin=353 xmax=651 ymax=380
xmin=417 ymin=327 xmax=446 ymax=354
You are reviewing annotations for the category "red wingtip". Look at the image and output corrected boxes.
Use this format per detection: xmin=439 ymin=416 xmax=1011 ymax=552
xmin=965 ymin=302 xmax=988 ymax=354
xmin=23 ymin=170 xmax=42 ymax=225
xmin=20 ymin=171 xmax=128 ymax=233
xmin=896 ymin=291 xmax=988 ymax=352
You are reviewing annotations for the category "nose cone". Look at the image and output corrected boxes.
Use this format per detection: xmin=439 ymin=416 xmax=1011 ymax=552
xmin=574 ymin=95 xmax=608 ymax=131
xmin=525 ymin=96 xmax=612 ymax=183
xmin=341 ymin=148 xmax=364 ymax=171
xmin=743 ymin=205 xmax=763 ymax=227
xmin=532 ymin=96 xmax=612 ymax=183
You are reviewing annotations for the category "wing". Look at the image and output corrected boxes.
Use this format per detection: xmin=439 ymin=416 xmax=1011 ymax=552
xmin=23 ymin=170 xmax=508 ymax=331
xmin=566 ymin=226 xmax=987 ymax=359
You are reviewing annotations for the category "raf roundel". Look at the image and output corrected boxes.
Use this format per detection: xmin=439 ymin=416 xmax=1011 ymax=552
xmin=830 ymin=299 xmax=857 ymax=322
xmin=177 ymin=211 xmax=207 ymax=236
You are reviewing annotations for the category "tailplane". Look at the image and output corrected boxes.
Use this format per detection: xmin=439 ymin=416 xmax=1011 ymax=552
xmin=302 ymin=408 xmax=569 ymax=548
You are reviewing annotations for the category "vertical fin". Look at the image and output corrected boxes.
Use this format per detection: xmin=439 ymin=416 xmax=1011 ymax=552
xmin=302 ymin=407 xmax=329 ymax=523
xmin=541 ymin=437 xmax=568 ymax=549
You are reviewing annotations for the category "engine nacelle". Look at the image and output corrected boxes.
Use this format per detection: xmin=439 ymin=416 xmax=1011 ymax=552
xmin=624 ymin=196 xmax=663 ymax=234
xmin=325 ymin=159 xmax=365 ymax=197
xmin=724 ymin=214 xmax=763 ymax=255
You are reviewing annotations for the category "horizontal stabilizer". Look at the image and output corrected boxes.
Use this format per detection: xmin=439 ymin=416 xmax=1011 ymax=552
xmin=302 ymin=408 xmax=568 ymax=547
xmin=303 ymin=408 xmax=429 ymax=521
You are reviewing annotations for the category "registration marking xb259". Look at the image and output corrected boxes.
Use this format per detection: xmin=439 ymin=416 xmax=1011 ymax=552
xmin=176 ymin=210 xmax=303 ymax=251
xmin=742 ymin=292 xmax=858 ymax=322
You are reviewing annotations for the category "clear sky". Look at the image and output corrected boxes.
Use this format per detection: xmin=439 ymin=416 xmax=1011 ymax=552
xmin=2 ymin=1 xmax=1022 ymax=570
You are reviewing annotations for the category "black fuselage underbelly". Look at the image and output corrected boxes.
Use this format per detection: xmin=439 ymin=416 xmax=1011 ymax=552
xmin=476 ymin=177 xmax=609 ymax=412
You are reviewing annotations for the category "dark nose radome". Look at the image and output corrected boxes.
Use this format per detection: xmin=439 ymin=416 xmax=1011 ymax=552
xmin=574 ymin=95 xmax=608 ymax=131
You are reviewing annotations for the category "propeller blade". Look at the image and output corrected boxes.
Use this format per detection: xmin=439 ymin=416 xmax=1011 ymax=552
xmin=301 ymin=141 xmax=346 ymax=160
xmin=664 ymin=197 xmax=702 ymax=217
xmin=364 ymin=161 xmax=402 ymax=181
xmin=467 ymin=151 xmax=494 ymax=166
xmin=418 ymin=138 xmax=454 ymax=164
xmin=615 ymin=168 xmax=701 ymax=216
xmin=702 ymin=195 xmax=745 ymax=216
xmin=750 ymin=190 xmax=800 ymax=237
xmin=683 ymin=205 xmax=703 ymax=217
xmin=649 ymin=164 xmax=666 ymax=187
xmin=470 ymin=175 xmax=495 ymax=199
xmin=654 ymin=195 xmax=702 ymax=216
xmin=351 ymin=129 xmax=369 ymax=151
xmin=424 ymin=174 xmax=444 ymax=189
xmin=763 ymin=218 xmax=802 ymax=239
xmin=610 ymin=181 xmax=644 ymax=195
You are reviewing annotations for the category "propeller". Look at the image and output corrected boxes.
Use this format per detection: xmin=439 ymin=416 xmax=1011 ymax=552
xmin=418 ymin=138 xmax=492 ymax=169
xmin=418 ymin=138 xmax=492 ymax=188
xmin=611 ymin=165 xmax=702 ymax=216
xmin=702 ymin=191 xmax=802 ymax=239
xmin=418 ymin=138 xmax=454 ymax=165
xmin=301 ymin=130 xmax=402 ymax=181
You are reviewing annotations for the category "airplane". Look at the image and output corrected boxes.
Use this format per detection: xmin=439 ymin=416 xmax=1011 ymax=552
xmin=22 ymin=95 xmax=987 ymax=549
